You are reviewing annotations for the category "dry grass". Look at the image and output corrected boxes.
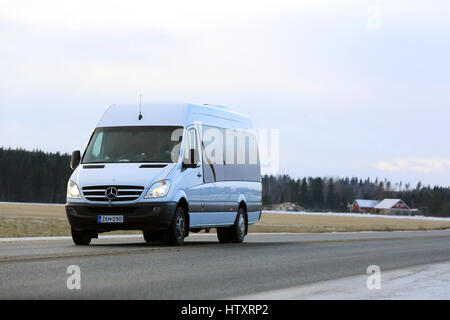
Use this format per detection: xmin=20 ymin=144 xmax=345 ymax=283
xmin=0 ymin=203 xmax=66 ymax=218
xmin=0 ymin=203 xmax=68 ymax=237
xmin=0 ymin=216 xmax=70 ymax=238
xmin=0 ymin=203 xmax=449 ymax=238
xmin=0 ymin=203 xmax=139 ymax=237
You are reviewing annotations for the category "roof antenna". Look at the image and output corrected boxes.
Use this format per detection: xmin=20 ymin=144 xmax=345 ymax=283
xmin=138 ymin=93 xmax=143 ymax=120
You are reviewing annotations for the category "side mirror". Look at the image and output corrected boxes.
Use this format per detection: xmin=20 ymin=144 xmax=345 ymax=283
xmin=181 ymin=162 xmax=191 ymax=170
xmin=190 ymin=149 xmax=195 ymax=165
xmin=70 ymin=150 xmax=81 ymax=169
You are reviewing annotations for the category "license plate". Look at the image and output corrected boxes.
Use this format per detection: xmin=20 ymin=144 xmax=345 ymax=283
xmin=98 ymin=215 xmax=124 ymax=223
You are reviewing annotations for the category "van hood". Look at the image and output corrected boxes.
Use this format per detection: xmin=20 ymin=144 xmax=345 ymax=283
xmin=73 ymin=163 xmax=176 ymax=189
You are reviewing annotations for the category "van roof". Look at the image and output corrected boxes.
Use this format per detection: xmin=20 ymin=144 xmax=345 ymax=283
xmin=96 ymin=102 xmax=253 ymax=130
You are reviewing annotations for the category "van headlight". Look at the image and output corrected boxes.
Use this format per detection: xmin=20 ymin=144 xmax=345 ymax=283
xmin=144 ymin=180 xmax=171 ymax=199
xmin=67 ymin=180 xmax=81 ymax=199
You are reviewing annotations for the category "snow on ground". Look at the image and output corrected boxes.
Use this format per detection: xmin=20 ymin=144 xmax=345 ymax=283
xmin=264 ymin=210 xmax=450 ymax=221
xmin=233 ymin=261 xmax=450 ymax=300
xmin=1 ymin=202 xmax=449 ymax=221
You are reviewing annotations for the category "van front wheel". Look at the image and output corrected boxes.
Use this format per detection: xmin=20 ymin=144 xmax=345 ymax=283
xmin=143 ymin=231 xmax=165 ymax=243
xmin=71 ymin=228 xmax=92 ymax=246
xmin=217 ymin=227 xmax=232 ymax=243
xmin=166 ymin=206 xmax=186 ymax=246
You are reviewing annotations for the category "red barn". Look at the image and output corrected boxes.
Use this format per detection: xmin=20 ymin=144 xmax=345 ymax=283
xmin=350 ymin=199 xmax=380 ymax=213
xmin=374 ymin=199 xmax=410 ymax=215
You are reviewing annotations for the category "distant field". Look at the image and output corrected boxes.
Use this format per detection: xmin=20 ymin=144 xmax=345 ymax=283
xmin=251 ymin=212 xmax=450 ymax=233
xmin=0 ymin=203 xmax=138 ymax=237
xmin=0 ymin=203 xmax=449 ymax=238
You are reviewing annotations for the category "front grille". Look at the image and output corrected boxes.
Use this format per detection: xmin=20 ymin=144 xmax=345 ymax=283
xmin=82 ymin=185 xmax=144 ymax=202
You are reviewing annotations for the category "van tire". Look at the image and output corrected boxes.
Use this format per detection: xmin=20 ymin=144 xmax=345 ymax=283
xmin=230 ymin=207 xmax=246 ymax=243
xmin=217 ymin=207 xmax=247 ymax=243
xmin=71 ymin=228 xmax=91 ymax=246
xmin=143 ymin=231 xmax=153 ymax=243
xmin=143 ymin=231 xmax=164 ymax=243
xmin=217 ymin=227 xmax=232 ymax=243
xmin=166 ymin=206 xmax=186 ymax=246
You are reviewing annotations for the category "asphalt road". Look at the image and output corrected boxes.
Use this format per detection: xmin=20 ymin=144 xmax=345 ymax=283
xmin=1 ymin=230 xmax=450 ymax=299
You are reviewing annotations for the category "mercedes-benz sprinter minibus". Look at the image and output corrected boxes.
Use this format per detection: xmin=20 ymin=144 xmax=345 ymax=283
xmin=66 ymin=102 xmax=262 ymax=245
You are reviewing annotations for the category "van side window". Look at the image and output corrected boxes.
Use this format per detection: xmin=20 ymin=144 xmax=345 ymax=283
xmin=201 ymin=125 xmax=225 ymax=182
xmin=200 ymin=126 xmax=261 ymax=182
xmin=222 ymin=130 xmax=260 ymax=181
xmin=201 ymin=137 xmax=216 ymax=184
xmin=182 ymin=127 xmax=200 ymax=167
xmin=246 ymin=132 xmax=261 ymax=181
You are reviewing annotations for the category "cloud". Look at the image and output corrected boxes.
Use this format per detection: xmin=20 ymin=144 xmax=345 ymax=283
xmin=0 ymin=0 xmax=347 ymax=32
xmin=374 ymin=158 xmax=450 ymax=173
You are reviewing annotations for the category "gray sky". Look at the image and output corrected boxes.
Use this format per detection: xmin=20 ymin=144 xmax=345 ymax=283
xmin=1 ymin=0 xmax=449 ymax=187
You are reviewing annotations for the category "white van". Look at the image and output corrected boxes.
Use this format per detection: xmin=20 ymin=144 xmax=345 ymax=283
xmin=66 ymin=102 xmax=262 ymax=245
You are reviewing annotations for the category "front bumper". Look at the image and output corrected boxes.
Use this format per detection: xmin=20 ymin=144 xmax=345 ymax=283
xmin=65 ymin=202 xmax=177 ymax=233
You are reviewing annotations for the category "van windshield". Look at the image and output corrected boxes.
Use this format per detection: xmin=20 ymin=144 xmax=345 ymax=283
xmin=82 ymin=126 xmax=184 ymax=164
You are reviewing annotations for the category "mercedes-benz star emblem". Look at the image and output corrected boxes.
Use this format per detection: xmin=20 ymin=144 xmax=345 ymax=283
xmin=105 ymin=187 xmax=118 ymax=200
